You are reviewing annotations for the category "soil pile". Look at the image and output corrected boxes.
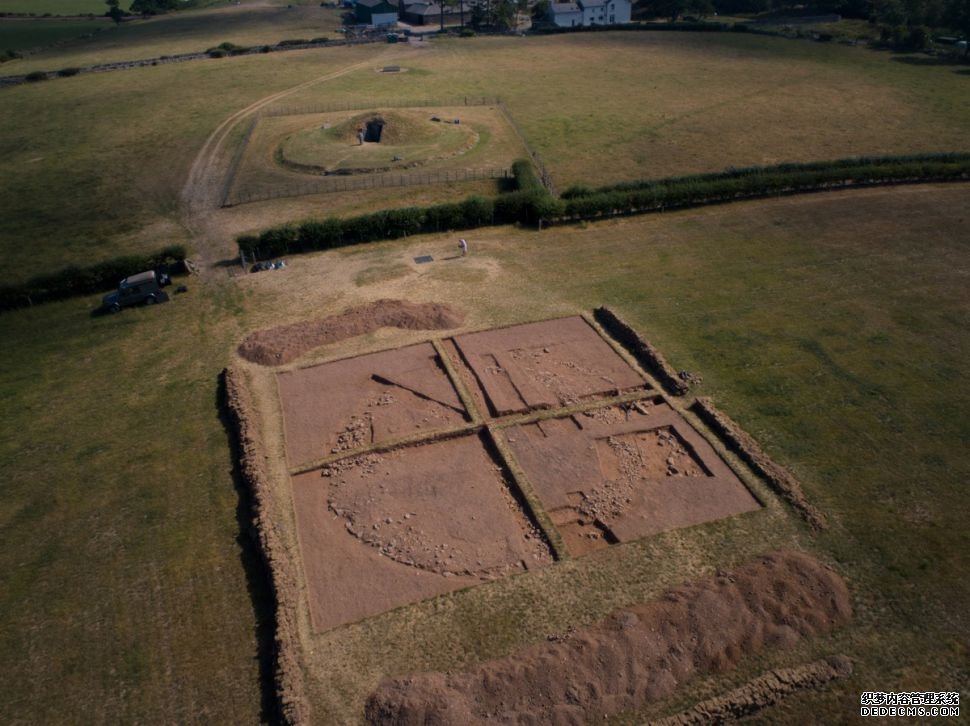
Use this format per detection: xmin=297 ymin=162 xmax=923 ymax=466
xmin=365 ymin=550 xmax=851 ymax=725
xmin=691 ymin=397 xmax=827 ymax=529
xmin=655 ymin=654 xmax=853 ymax=725
xmin=239 ymin=300 xmax=464 ymax=366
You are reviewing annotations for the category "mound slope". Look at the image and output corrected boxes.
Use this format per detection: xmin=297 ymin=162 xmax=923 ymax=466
xmin=238 ymin=299 xmax=464 ymax=366
xmin=365 ymin=550 xmax=851 ymax=725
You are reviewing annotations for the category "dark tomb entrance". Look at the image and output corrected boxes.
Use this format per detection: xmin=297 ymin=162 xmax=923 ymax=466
xmin=364 ymin=118 xmax=385 ymax=142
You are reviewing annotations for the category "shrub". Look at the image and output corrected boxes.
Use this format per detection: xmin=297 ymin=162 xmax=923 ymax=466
xmin=57 ymin=67 xmax=81 ymax=77
xmin=561 ymin=184 xmax=595 ymax=199
xmin=257 ymin=225 xmax=299 ymax=256
xmin=510 ymin=159 xmax=543 ymax=192
xmin=297 ymin=219 xmax=344 ymax=250
xmin=24 ymin=71 xmax=49 ymax=83
xmin=460 ymin=195 xmax=494 ymax=226
xmin=0 ymin=245 xmax=187 ymax=312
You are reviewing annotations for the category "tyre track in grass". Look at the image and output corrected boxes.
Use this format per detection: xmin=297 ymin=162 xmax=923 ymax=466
xmin=180 ymin=45 xmax=410 ymax=269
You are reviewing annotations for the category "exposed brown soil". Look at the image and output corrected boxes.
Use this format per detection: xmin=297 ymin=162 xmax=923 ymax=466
xmin=505 ymin=400 xmax=760 ymax=555
xmin=593 ymin=306 xmax=690 ymax=396
xmin=691 ymin=397 xmax=827 ymax=530
xmin=655 ymin=654 xmax=853 ymax=725
xmin=277 ymin=342 xmax=467 ymax=469
xmin=239 ymin=299 xmax=464 ymax=366
xmin=223 ymin=368 xmax=310 ymax=725
xmin=453 ymin=316 xmax=648 ymax=416
xmin=291 ymin=434 xmax=553 ymax=631
xmin=365 ymin=550 xmax=852 ymax=725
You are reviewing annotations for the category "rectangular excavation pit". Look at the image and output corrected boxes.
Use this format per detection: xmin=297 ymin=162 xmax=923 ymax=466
xmin=502 ymin=399 xmax=761 ymax=556
xmin=276 ymin=342 xmax=468 ymax=468
xmin=291 ymin=432 xmax=553 ymax=631
xmin=451 ymin=316 xmax=649 ymax=417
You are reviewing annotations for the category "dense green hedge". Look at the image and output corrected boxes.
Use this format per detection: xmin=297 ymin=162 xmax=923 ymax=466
xmin=238 ymin=153 xmax=970 ymax=261
xmin=0 ymin=245 xmax=187 ymax=312
xmin=238 ymin=159 xmax=561 ymax=259
xmin=560 ymin=153 xmax=970 ymax=220
xmin=510 ymin=159 xmax=544 ymax=193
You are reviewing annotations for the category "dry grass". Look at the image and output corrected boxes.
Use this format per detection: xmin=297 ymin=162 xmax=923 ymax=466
xmin=227 ymin=104 xmax=520 ymax=207
xmin=278 ymin=33 xmax=970 ymax=187
xmin=4 ymin=30 xmax=968 ymax=282
xmin=4 ymin=16 xmax=970 ymax=723
xmin=225 ymin=184 xmax=970 ymax=724
xmin=3 ymin=179 xmax=968 ymax=724
xmin=3 ymin=2 xmax=347 ymax=73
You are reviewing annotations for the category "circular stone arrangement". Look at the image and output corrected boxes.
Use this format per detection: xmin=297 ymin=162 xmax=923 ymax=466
xmin=278 ymin=108 xmax=479 ymax=175
xmin=323 ymin=450 xmax=549 ymax=579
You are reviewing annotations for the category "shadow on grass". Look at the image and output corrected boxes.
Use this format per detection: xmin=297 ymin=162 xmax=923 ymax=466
xmin=216 ymin=371 xmax=283 ymax=726
xmin=890 ymin=53 xmax=970 ymax=67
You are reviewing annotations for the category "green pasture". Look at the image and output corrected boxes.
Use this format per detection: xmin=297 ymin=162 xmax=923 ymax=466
xmin=3 ymin=2 xmax=345 ymax=72
xmin=2 ymin=13 xmax=970 ymax=721
xmin=2 ymin=185 xmax=968 ymax=723
xmin=278 ymin=33 xmax=970 ymax=187
xmin=3 ymin=30 xmax=970 ymax=287
xmin=0 ymin=17 xmax=107 ymax=51
xmin=0 ymin=43 xmax=380 ymax=286
xmin=0 ymin=281 xmax=266 ymax=724
xmin=280 ymin=109 xmax=476 ymax=171
xmin=0 ymin=0 xmax=108 ymax=13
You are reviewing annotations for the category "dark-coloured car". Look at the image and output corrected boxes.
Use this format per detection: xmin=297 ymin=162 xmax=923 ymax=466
xmin=102 ymin=270 xmax=170 ymax=313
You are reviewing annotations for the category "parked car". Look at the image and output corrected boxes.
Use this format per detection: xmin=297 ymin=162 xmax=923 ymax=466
xmin=101 ymin=270 xmax=170 ymax=313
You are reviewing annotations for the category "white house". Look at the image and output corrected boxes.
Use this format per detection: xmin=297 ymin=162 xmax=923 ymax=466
xmin=547 ymin=0 xmax=630 ymax=27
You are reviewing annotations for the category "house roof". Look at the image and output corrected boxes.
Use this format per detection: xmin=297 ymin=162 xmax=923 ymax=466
xmin=404 ymin=0 xmax=472 ymax=9
xmin=357 ymin=0 xmax=394 ymax=8
xmin=579 ymin=0 xmax=608 ymax=8
xmin=551 ymin=2 xmax=581 ymax=12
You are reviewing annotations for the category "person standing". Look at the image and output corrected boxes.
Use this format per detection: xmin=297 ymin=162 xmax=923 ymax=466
xmin=458 ymin=238 xmax=468 ymax=257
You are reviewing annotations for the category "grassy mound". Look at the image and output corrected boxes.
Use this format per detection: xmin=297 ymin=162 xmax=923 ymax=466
xmin=278 ymin=109 xmax=478 ymax=174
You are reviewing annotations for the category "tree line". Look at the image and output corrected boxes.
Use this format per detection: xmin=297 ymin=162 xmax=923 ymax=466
xmin=634 ymin=0 xmax=969 ymax=52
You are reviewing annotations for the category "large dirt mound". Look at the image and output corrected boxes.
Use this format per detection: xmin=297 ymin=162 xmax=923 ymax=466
xmin=365 ymin=550 xmax=851 ymax=725
xmin=239 ymin=300 xmax=464 ymax=366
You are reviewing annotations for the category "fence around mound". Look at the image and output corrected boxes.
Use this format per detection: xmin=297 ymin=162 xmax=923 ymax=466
xmin=221 ymin=96 xmax=508 ymax=207
xmin=261 ymin=96 xmax=501 ymax=117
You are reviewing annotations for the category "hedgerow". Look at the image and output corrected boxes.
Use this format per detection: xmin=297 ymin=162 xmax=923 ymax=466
xmin=0 ymin=245 xmax=187 ymax=312
xmin=560 ymin=153 xmax=970 ymax=220
xmin=237 ymin=153 xmax=970 ymax=261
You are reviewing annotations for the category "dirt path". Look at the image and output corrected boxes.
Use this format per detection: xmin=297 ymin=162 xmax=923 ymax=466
xmin=179 ymin=44 xmax=413 ymax=271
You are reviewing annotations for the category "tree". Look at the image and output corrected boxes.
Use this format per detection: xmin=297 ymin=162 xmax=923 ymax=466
xmin=104 ymin=0 xmax=125 ymax=24
xmin=130 ymin=0 xmax=180 ymax=15
xmin=638 ymin=0 xmax=688 ymax=21
xmin=492 ymin=0 xmax=517 ymax=28
xmin=532 ymin=0 xmax=551 ymax=21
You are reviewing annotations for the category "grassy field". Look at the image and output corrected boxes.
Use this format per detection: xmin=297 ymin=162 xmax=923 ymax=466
xmin=0 ymin=17 xmax=108 ymax=52
xmin=0 ymin=0 xmax=109 ymax=13
xmin=0 ymin=43 xmax=388 ymax=285
xmin=0 ymin=281 xmax=269 ymax=724
xmin=2 ymin=7 xmax=969 ymax=721
xmin=3 ymin=28 xmax=968 ymax=286
xmin=226 ymin=105 xmax=523 ymax=205
xmin=1 ymin=2 xmax=345 ymax=72
xmin=2 ymin=184 xmax=967 ymax=723
xmin=277 ymin=33 xmax=970 ymax=187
